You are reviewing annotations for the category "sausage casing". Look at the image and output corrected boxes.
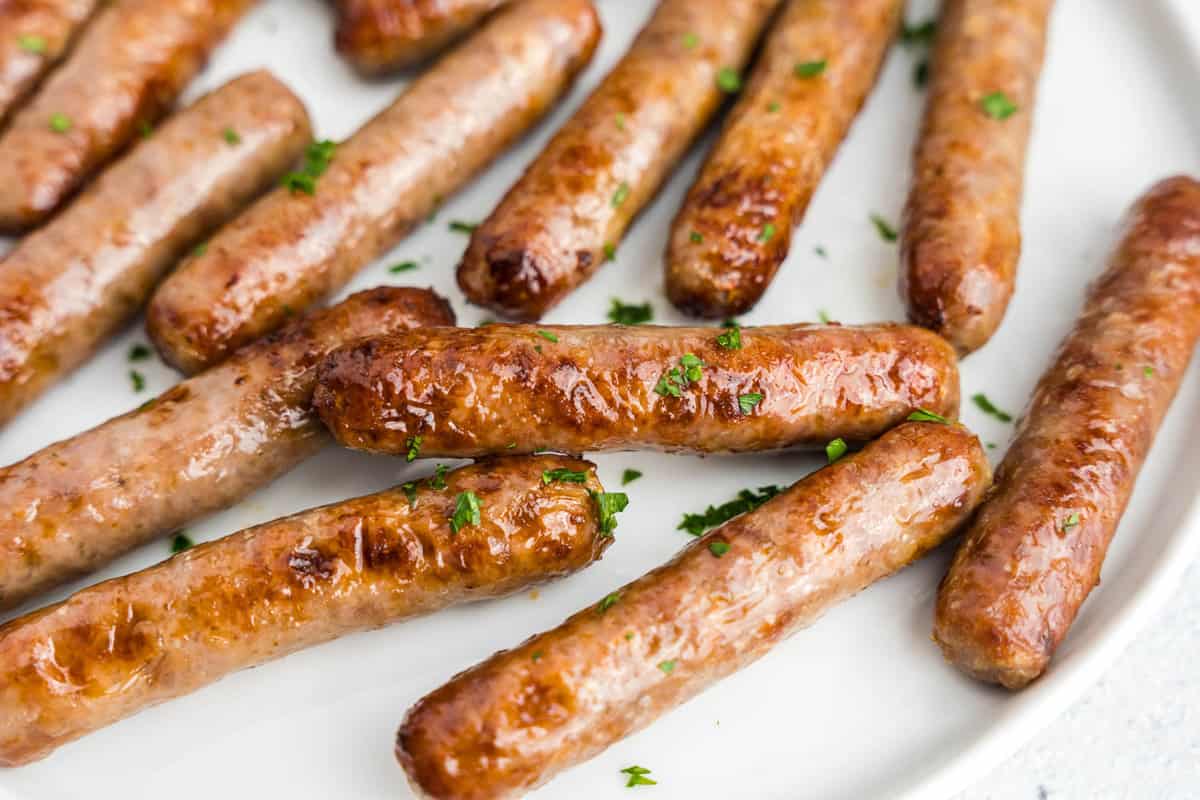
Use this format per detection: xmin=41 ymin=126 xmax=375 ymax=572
xmin=934 ymin=176 xmax=1200 ymax=688
xmin=397 ymin=422 xmax=991 ymax=799
xmin=0 ymin=287 xmax=454 ymax=611
xmin=333 ymin=0 xmax=508 ymax=74
xmin=0 ymin=0 xmax=100 ymax=124
xmin=0 ymin=455 xmax=611 ymax=766
xmin=0 ymin=70 xmax=311 ymax=427
xmin=899 ymin=0 xmax=1054 ymax=354
xmin=147 ymin=0 xmax=600 ymax=374
xmin=0 ymin=0 xmax=257 ymax=231
xmin=456 ymin=0 xmax=782 ymax=321
xmin=313 ymin=323 xmax=960 ymax=456
xmin=665 ymin=0 xmax=901 ymax=318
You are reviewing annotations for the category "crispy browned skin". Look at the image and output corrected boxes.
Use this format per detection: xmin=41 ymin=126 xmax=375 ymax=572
xmin=0 ymin=71 xmax=311 ymax=427
xmin=0 ymin=287 xmax=453 ymax=611
xmin=0 ymin=0 xmax=100 ymax=125
xmin=314 ymin=323 xmax=960 ymax=456
xmin=0 ymin=0 xmax=257 ymax=231
xmin=666 ymin=0 xmax=901 ymax=318
xmin=398 ymin=422 xmax=991 ymax=799
xmin=934 ymin=176 xmax=1200 ymax=689
xmin=147 ymin=0 xmax=599 ymax=375
xmin=333 ymin=0 xmax=508 ymax=74
xmin=0 ymin=455 xmax=610 ymax=766
xmin=457 ymin=0 xmax=782 ymax=321
xmin=899 ymin=0 xmax=1054 ymax=354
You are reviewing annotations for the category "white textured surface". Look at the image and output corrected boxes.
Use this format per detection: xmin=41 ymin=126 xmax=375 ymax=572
xmin=960 ymin=559 xmax=1200 ymax=800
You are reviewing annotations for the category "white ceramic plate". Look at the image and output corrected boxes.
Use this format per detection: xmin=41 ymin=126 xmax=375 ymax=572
xmin=2 ymin=0 xmax=1198 ymax=797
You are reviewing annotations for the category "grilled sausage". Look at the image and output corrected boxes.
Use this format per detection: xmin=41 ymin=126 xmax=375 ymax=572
xmin=456 ymin=0 xmax=782 ymax=321
xmin=0 ymin=0 xmax=100 ymax=125
xmin=0 ymin=71 xmax=310 ymax=427
xmin=313 ymin=323 xmax=960 ymax=457
xmin=0 ymin=455 xmax=611 ymax=766
xmin=933 ymin=176 xmax=1200 ymax=689
xmin=899 ymin=0 xmax=1055 ymax=354
xmin=147 ymin=0 xmax=600 ymax=375
xmin=398 ymin=422 xmax=991 ymax=799
xmin=0 ymin=0 xmax=257 ymax=231
xmin=0 ymin=287 xmax=454 ymax=611
xmin=333 ymin=0 xmax=509 ymax=74
xmin=666 ymin=0 xmax=901 ymax=318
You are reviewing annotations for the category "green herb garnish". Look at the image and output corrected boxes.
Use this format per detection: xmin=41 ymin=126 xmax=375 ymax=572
xmin=283 ymin=139 xmax=336 ymax=194
xmin=611 ymin=182 xmax=631 ymax=208
xmin=448 ymin=220 xmax=478 ymax=234
xmin=621 ymin=766 xmax=657 ymax=788
xmin=972 ymin=393 xmax=1013 ymax=423
xmin=708 ymin=540 xmax=730 ymax=558
xmin=591 ymin=490 xmax=629 ymax=535
xmin=621 ymin=469 xmax=642 ymax=485
xmin=603 ymin=242 xmax=617 ymax=261
xmin=389 ymin=261 xmax=419 ymax=273
xmin=405 ymin=435 xmax=422 ymax=463
xmin=658 ymin=660 xmax=676 ymax=674
xmin=826 ymin=437 xmax=848 ymax=463
xmin=901 ymin=19 xmax=937 ymax=47
xmin=689 ymin=230 xmax=703 ymax=243
xmin=170 ymin=533 xmax=194 ymax=553
xmin=908 ymin=408 xmax=950 ymax=424
xmin=536 ymin=330 xmax=559 ymax=343
xmin=678 ymin=485 xmax=782 ymax=536
xmin=980 ymin=91 xmax=1018 ymax=120
xmin=129 ymin=370 xmax=146 ymax=392
xmin=17 ymin=34 xmax=47 ymax=54
xmin=428 ymin=464 xmax=449 ymax=490
xmin=759 ymin=222 xmax=777 ymax=242
xmin=48 ymin=112 xmax=71 ymax=133
xmin=608 ymin=298 xmax=653 ymax=325
xmin=682 ymin=32 xmax=699 ymax=49
xmin=871 ymin=213 xmax=898 ymax=242
xmin=794 ymin=60 xmax=827 ymax=78
xmin=716 ymin=326 xmax=741 ymax=350
xmin=449 ymin=491 xmax=482 ymax=534
xmin=543 ymin=467 xmax=588 ymax=484
xmin=128 ymin=344 xmax=152 ymax=362
xmin=598 ymin=592 xmax=621 ymax=613
xmin=716 ymin=67 xmax=741 ymax=93
xmin=222 ymin=127 xmax=241 ymax=145
xmin=1062 ymin=512 xmax=1080 ymax=532
xmin=737 ymin=392 xmax=762 ymax=414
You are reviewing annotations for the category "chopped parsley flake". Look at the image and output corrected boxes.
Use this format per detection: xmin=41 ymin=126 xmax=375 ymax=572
xmin=621 ymin=766 xmax=657 ymax=788
xmin=914 ymin=59 xmax=930 ymax=88
xmin=621 ymin=469 xmax=642 ymax=485
xmin=679 ymin=485 xmax=782 ymax=536
xmin=658 ymin=659 xmax=677 ymax=674
xmin=716 ymin=325 xmax=741 ymax=350
xmin=449 ymin=491 xmax=482 ymax=534
xmin=48 ymin=112 xmax=71 ymax=133
xmin=428 ymin=464 xmax=449 ymax=490
xmin=608 ymin=298 xmax=653 ymax=325
xmin=389 ymin=261 xmax=419 ymax=273
xmin=767 ymin=100 xmax=781 ymax=112
xmin=128 ymin=343 xmax=152 ymax=362
xmin=401 ymin=482 xmax=418 ymax=506
xmin=283 ymin=139 xmax=335 ymax=194
xmin=222 ymin=127 xmax=241 ymax=145
xmin=531 ymin=650 xmax=543 ymax=661
xmin=708 ymin=540 xmax=730 ymax=558
xmin=716 ymin=67 xmax=741 ymax=93
xmin=682 ymin=32 xmax=699 ymax=49
xmin=738 ymin=392 xmax=763 ymax=414
xmin=542 ymin=467 xmax=588 ymax=484
xmin=818 ymin=309 xmax=832 ymax=323
xmin=536 ymin=329 xmax=558 ymax=343
xmin=448 ymin=220 xmax=478 ymax=234
xmin=615 ymin=113 xmax=626 ymax=130
xmin=603 ymin=242 xmax=617 ymax=261
xmin=826 ymin=437 xmax=848 ymax=463
xmin=972 ymin=393 xmax=1013 ymax=422
xmin=170 ymin=533 xmax=194 ymax=553
xmin=689 ymin=230 xmax=703 ymax=243
xmin=1144 ymin=366 xmax=1155 ymax=377
xmin=129 ymin=370 xmax=146 ymax=392
xmin=17 ymin=34 xmax=47 ymax=54
xmin=871 ymin=213 xmax=898 ymax=242
xmin=598 ymin=592 xmax=621 ymax=613
xmin=980 ymin=91 xmax=1018 ymax=120
xmin=1062 ymin=512 xmax=1080 ymax=532
xmin=591 ymin=491 xmax=629 ymax=535
xmin=794 ymin=60 xmax=827 ymax=78
xmin=901 ymin=19 xmax=937 ymax=47
xmin=405 ymin=435 xmax=422 ymax=463
xmin=815 ymin=245 xmax=828 ymax=258
xmin=759 ymin=222 xmax=777 ymax=242
xmin=908 ymin=408 xmax=950 ymax=424
xmin=611 ymin=182 xmax=631 ymax=208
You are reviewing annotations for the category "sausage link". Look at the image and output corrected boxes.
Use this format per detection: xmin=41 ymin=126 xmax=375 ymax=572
xmin=934 ymin=176 xmax=1200 ymax=688
xmin=0 ymin=287 xmax=454 ymax=611
xmin=899 ymin=0 xmax=1054 ymax=354
xmin=0 ymin=0 xmax=100 ymax=125
xmin=0 ymin=455 xmax=610 ymax=766
xmin=333 ymin=0 xmax=508 ymax=74
xmin=398 ymin=422 xmax=991 ymax=799
xmin=0 ymin=0 xmax=257 ymax=231
xmin=0 ymin=71 xmax=310 ymax=427
xmin=456 ymin=0 xmax=782 ymax=321
xmin=147 ymin=0 xmax=600 ymax=374
xmin=313 ymin=323 xmax=960 ymax=456
xmin=666 ymin=0 xmax=901 ymax=318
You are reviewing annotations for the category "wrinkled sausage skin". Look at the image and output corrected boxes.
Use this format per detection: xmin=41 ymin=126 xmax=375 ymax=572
xmin=0 ymin=0 xmax=100 ymax=124
xmin=0 ymin=0 xmax=258 ymax=231
xmin=0 ymin=71 xmax=312 ymax=427
xmin=313 ymin=323 xmax=960 ymax=456
xmin=935 ymin=176 xmax=1200 ymax=689
xmin=333 ymin=0 xmax=508 ymax=74
xmin=456 ymin=0 xmax=782 ymax=321
xmin=666 ymin=0 xmax=902 ymax=318
xmin=147 ymin=0 xmax=600 ymax=374
xmin=397 ymin=422 xmax=991 ymax=799
xmin=0 ymin=455 xmax=610 ymax=767
xmin=0 ymin=287 xmax=454 ymax=611
xmin=899 ymin=0 xmax=1054 ymax=354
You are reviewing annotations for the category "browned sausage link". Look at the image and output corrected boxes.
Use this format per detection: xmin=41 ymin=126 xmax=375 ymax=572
xmin=333 ymin=0 xmax=509 ymax=74
xmin=0 ymin=0 xmax=257 ymax=231
xmin=0 ymin=0 xmax=100 ymax=124
xmin=147 ymin=0 xmax=599 ymax=375
xmin=0 ymin=71 xmax=310 ymax=427
xmin=0 ymin=287 xmax=454 ymax=611
xmin=456 ymin=0 xmax=782 ymax=321
xmin=0 ymin=455 xmax=610 ymax=767
xmin=666 ymin=0 xmax=901 ymax=318
xmin=899 ymin=0 xmax=1054 ymax=355
xmin=398 ymin=422 xmax=991 ymax=799
xmin=313 ymin=323 xmax=960 ymax=456
xmin=934 ymin=176 xmax=1200 ymax=689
